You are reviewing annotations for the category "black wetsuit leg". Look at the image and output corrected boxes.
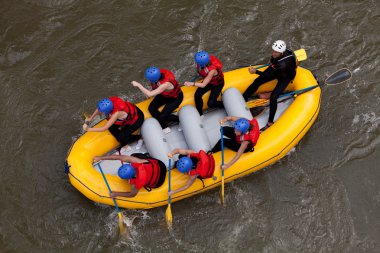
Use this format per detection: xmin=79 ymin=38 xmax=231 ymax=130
xmin=108 ymin=107 xmax=145 ymax=146
xmin=194 ymin=85 xmax=212 ymax=115
xmin=211 ymin=127 xmax=241 ymax=152
xmin=148 ymin=93 xmax=183 ymax=129
xmin=268 ymin=77 xmax=293 ymax=123
xmin=243 ymin=67 xmax=277 ymax=101
xmin=207 ymin=82 xmax=224 ymax=110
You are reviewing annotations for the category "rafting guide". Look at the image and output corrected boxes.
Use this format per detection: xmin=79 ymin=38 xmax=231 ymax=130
xmin=243 ymin=40 xmax=297 ymax=131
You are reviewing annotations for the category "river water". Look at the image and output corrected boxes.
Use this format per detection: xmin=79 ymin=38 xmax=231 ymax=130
xmin=1 ymin=0 xmax=379 ymax=252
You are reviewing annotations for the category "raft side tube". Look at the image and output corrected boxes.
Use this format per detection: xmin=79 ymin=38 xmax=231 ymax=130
xmin=179 ymin=105 xmax=212 ymax=152
xmin=141 ymin=118 xmax=171 ymax=167
xmin=222 ymin=87 xmax=253 ymax=119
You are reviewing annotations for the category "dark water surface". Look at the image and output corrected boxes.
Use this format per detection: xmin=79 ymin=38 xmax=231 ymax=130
xmin=1 ymin=0 xmax=379 ymax=252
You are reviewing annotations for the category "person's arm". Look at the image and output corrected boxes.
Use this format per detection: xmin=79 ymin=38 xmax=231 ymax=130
xmin=84 ymin=111 xmax=120 ymax=132
xmin=222 ymin=141 xmax=249 ymax=170
xmin=168 ymin=175 xmax=198 ymax=196
xmin=248 ymin=65 xmax=265 ymax=75
xmin=168 ymin=148 xmax=196 ymax=157
xmin=220 ymin=116 xmax=240 ymax=125
xmin=184 ymin=69 xmax=217 ymax=88
xmin=195 ymin=69 xmax=217 ymax=88
xmin=110 ymin=184 xmax=138 ymax=198
xmin=94 ymin=155 xmax=147 ymax=163
xmin=131 ymin=81 xmax=171 ymax=97
xmin=85 ymin=109 xmax=100 ymax=122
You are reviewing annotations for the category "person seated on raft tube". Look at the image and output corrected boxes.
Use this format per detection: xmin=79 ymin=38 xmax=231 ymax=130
xmin=183 ymin=51 xmax=224 ymax=116
xmin=131 ymin=67 xmax=184 ymax=134
xmin=167 ymin=148 xmax=215 ymax=196
xmin=93 ymin=153 xmax=166 ymax=197
xmin=243 ymin=40 xmax=297 ymax=131
xmin=211 ymin=117 xmax=260 ymax=170
xmin=83 ymin=97 xmax=144 ymax=149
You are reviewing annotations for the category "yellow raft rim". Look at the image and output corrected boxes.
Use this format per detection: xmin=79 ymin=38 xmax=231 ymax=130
xmin=66 ymin=66 xmax=321 ymax=210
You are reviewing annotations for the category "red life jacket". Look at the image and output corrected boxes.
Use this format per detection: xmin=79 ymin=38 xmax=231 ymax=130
xmin=150 ymin=69 xmax=182 ymax=98
xmin=236 ymin=119 xmax=260 ymax=146
xmin=196 ymin=55 xmax=224 ymax=86
xmin=108 ymin=97 xmax=139 ymax=126
xmin=189 ymin=150 xmax=215 ymax=179
xmin=129 ymin=159 xmax=162 ymax=190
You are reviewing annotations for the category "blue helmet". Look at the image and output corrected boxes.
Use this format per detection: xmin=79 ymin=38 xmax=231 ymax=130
xmin=194 ymin=51 xmax=210 ymax=68
xmin=145 ymin=66 xmax=161 ymax=83
xmin=234 ymin=118 xmax=250 ymax=134
xmin=118 ymin=164 xmax=136 ymax=179
xmin=176 ymin=157 xmax=193 ymax=173
xmin=97 ymin=98 xmax=113 ymax=114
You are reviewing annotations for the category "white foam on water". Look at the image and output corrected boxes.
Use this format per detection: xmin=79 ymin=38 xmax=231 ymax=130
xmin=352 ymin=111 xmax=379 ymax=132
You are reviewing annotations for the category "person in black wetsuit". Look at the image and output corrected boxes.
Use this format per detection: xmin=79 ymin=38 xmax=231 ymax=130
xmin=243 ymin=40 xmax=297 ymax=131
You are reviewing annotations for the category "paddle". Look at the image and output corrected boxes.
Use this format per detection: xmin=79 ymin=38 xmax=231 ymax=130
xmin=165 ymin=159 xmax=173 ymax=230
xmin=220 ymin=126 xmax=225 ymax=206
xmin=236 ymin=48 xmax=307 ymax=70
xmin=246 ymin=68 xmax=352 ymax=109
xmin=97 ymin=163 xmax=127 ymax=235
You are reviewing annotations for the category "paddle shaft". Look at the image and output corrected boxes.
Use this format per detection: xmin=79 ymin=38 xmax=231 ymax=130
xmin=168 ymin=159 xmax=172 ymax=205
xmin=263 ymin=68 xmax=351 ymax=101
xmin=220 ymin=126 xmax=225 ymax=205
xmin=97 ymin=164 xmax=122 ymax=213
xmin=220 ymin=127 xmax=225 ymax=172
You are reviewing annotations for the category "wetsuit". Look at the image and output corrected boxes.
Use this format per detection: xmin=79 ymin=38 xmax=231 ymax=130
xmin=148 ymin=69 xmax=183 ymax=129
xmin=243 ymin=49 xmax=297 ymax=123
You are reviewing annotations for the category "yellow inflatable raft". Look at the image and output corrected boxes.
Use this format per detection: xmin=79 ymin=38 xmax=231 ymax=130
xmin=66 ymin=66 xmax=320 ymax=209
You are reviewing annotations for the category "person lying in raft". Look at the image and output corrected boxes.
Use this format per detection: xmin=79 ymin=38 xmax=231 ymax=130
xmin=211 ymin=117 xmax=260 ymax=170
xmin=132 ymin=66 xmax=183 ymax=134
xmin=183 ymin=51 xmax=224 ymax=116
xmin=167 ymin=148 xmax=215 ymax=196
xmin=83 ymin=97 xmax=144 ymax=150
xmin=93 ymin=153 xmax=167 ymax=198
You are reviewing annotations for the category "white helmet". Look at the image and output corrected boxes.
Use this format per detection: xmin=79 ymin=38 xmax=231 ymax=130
xmin=272 ymin=40 xmax=286 ymax=53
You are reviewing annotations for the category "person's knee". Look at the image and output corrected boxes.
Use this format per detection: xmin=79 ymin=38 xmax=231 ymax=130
xmin=194 ymin=93 xmax=203 ymax=102
xmin=207 ymin=99 xmax=218 ymax=108
xmin=148 ymin=104 xmax=159 ymax=116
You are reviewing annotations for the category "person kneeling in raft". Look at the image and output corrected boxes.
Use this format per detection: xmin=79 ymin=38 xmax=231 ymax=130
xmin=84 ymin=97 xmax=144 ymax=150
xmin=211 ymin=117 xmax=260 ymax=170
xmin=93 ymin=154 xmax=166 ymax=197
xmin=167 ymin=149 xmax=215 ymax=196
xmin=132 ymin=66 xmax=183 ymax=134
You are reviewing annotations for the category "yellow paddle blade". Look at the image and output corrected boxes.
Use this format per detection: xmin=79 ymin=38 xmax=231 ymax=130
xmin=165 ymin=204 xmax=173 ymax=229
xmin=294 ymin=49 xmax=307 ymax=61
xmin=118 ymin=212 xmax=127 ymax=235
xmin=221 ymin=176 xmax=225 ymax=206
xmin=246 ymin=98 xmax=268 ymax=108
